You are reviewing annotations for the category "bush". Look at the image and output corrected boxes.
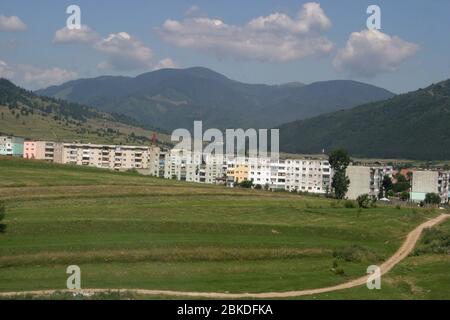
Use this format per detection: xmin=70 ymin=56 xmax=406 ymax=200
xmin=239 ymin=180 xmax=253 ymax=189
xmin=356 ymin=194 xmax=371 ymax=209
xmin=425 ymin=193 xmax=441 ymax=205
xmin=332 ymin=245 xmax=379 ymax=263
xmin=400 ymin=191 xmax=410 ymax=201
xmin=343 ymin=200 xmax=356 ymax=208
xmin=413 ymin=227 xmax=450 ymax=255
xmin=254 ymin=184 xmax=262 ymax=190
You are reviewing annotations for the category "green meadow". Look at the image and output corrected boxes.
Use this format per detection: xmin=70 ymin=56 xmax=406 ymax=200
xmin=0 ymin=157 xmax=448 ymax=299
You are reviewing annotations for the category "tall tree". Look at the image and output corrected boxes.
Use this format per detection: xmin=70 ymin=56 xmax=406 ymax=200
xmin=329 ymin=149 xmax=351 ymax=199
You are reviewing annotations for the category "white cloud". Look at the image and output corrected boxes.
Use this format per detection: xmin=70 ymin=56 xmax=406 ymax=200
xmin=333 ymin=29 xmax=419 ymax=77
xmin=153 ymin=58 xmax=179 ymax=70
xmin=0 ymin=15 xmax=27 ymax=32
xmin=53 ymin=25 xmax=99 ymax=44
xmin=247 ymin=2 xmax=331 ymax=34
xmin=94 ymin=32 xmax=154 ymax=70
xmin=158 ymin=2 xmax=333 ymax=62
xmin=185 ymin=5 xmax=202 ymax=17
xmin=0 ymin=58 xmax=77 ymax=89
xmin=16 ymin=65 xmax=77 ymax=89
xmin=0 ymin=60 xmax=14 ymax=79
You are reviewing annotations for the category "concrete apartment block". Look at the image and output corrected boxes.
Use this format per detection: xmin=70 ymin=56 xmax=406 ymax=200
xmin=346 ymin=166 xmax=371 ymax=200
xmin=411 ymin=170 xmax=449 ymax=203
xmin=346 ymin=165 xmax=393 ymax=200
xmin=60 ymin=143 xmax=150 ymax=170
xmin=0 ymin=136 xmax=24 ymax=157
xmin=284 ymin=159 xmax=331 ymax=194
xmin=24 ymin=141 xmax=62 ymax=162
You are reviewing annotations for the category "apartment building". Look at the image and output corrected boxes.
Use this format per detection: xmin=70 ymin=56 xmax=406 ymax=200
xmin=23 ymin=141 xmax=62 ymax=162
xmin=411 ymin=170 xmax=450 ymax=204
xmin=149 ymin=146 xmax=168 ymax=178
xmin=226 ymin=159 xmax=250 ymax=186
xmin=60 ymin=143 xmax=150 ymax=170
xmin=285 ymin=159 xmax=331 ymax=194
xmin=346 ymin=165 xmax=393 ymax=200
xmin=162 ymin=149 xmax=226 ymax=184
xmin=0 ymin=136 xmax=24 ymax=157
xmin=248 ymin=157 xmax=271 ymax=188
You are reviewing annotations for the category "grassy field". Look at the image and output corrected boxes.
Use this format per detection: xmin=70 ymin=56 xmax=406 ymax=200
xmin=0 ymin=157 xmax=448 ymax=299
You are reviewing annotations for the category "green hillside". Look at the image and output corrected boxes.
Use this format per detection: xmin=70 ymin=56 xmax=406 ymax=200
xmin=279 ymin=79 xmax=450 ymax=160
xmin=0 ymin=79 xmax=169 ymax=145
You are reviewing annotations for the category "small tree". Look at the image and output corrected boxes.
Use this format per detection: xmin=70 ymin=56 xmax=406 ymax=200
xmin=425 ymin=193 xmax=441 ymax=206
xmin=356 ymin=194 xmax=371 ymax=209
xmin=0 ymin=201 xmax=6 ymax=233
xmin=329 ymin=149 xmax=351 ymax=200
xmin=381 ymin=175 xmax=393 ymax=198
xmin=329 ymin=149 xmax=351 ymax=172
xmin=332 ymin=171 xmax=350 ymax=200
xmin=400 ymin=191 xmax=410 ymax=201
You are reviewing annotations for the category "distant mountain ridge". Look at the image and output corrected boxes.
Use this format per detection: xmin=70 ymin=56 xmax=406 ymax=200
xmin=279 ymin=79 xmax=450 ymax=160
xmin=0 ymin=78 xmax=167 ymax=145
xmin=37 ymin=67 xmax=394 ymax=131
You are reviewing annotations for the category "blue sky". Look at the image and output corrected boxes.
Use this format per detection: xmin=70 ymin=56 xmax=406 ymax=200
xmin=0 ymin=0 xmax=449 ymax=93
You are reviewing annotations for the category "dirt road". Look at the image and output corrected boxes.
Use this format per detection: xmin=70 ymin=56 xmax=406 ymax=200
xmin=0 ymin=214 xmax=448 ymax=299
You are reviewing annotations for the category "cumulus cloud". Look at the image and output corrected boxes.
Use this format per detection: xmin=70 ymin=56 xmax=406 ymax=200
xmin=94 ymin=32 xmax=154 ymax=70
xmin=0 ymin=58 xmax=77 ymax=89
xmin=16 ymin=65 xmax=78 ymax=89
xmin=0 ymin=60 xmax=14 ymax=79
xmin=52 ymin=24 xmax=176 ymax=72
xmin=153 ymin=58 xmax=179 ymax=70
xmin=53 ymin=25 xmax=99 ymax=44
xmin=333 ymin=29 xmax=419 ymax=77
xmin=158 ymin=2 xmax=334 ymax=62
xmin=0 ymin=15 xmax=27 ymax=32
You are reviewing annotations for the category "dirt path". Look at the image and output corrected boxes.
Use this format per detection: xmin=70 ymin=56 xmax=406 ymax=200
xmin=1 ymin=214 xmax=448 ymax=299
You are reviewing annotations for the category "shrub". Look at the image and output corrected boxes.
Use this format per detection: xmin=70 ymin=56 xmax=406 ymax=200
xmin=239 ymin=180 xmax=253 ymax=189
xmin=425 ymin=193 xmax=441 ymax=205
xmin=356 ymin=194 xmax=371 ymax=208
xmin=400 ymin=191 xmax=410 ymax=201
xmin=413 ymin=227 xmax=450 ymax=255
xmin=344 ymin=200 xmax=356 ymax=208
xmin=333 ymin=245 xmax=379 ymax=263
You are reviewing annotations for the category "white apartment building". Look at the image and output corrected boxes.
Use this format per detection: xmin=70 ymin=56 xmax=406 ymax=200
xmin=346 ymin=165 xmax=393 ymax=200
xmin=284 ymin=159 xmax=331 ymax=194
xmin=248 ymin=157 xmax=272 ymax=188
xmin=411 ymin=170 xmax=450 ymax=204
xmin=162 ymin=149 xmax=226 ymax=184
xmin=59 ymin=143 xmax=150 ymax=170
xmin=149 ymin=146 xmax=168 ymax=178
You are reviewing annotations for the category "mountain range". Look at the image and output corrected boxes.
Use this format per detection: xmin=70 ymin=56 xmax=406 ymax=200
xmin=36 ymin=67 xmax=394 ymax=131
xmin=279 ymin=79 xmax=450 ymax=160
